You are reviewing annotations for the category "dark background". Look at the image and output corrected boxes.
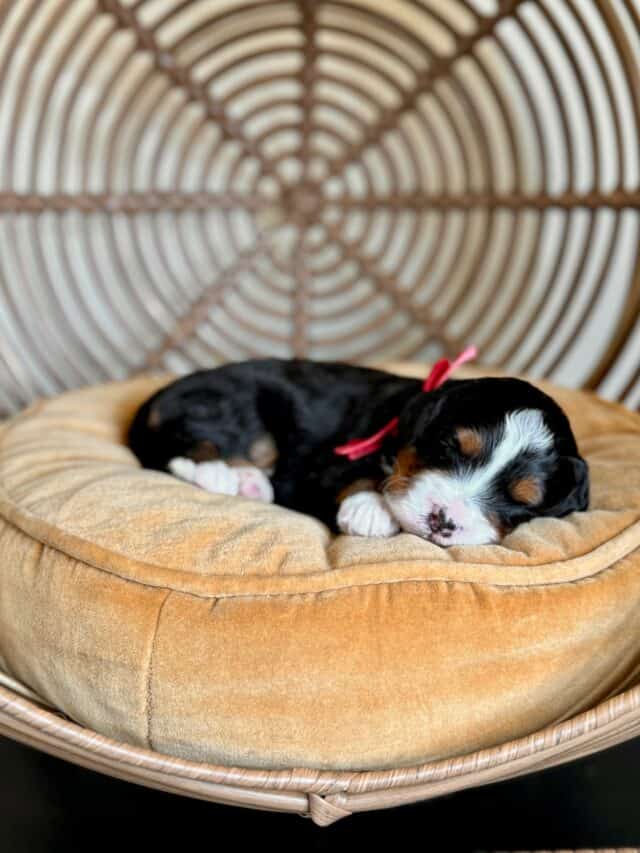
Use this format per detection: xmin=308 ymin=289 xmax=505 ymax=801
xmin=2 ymin=734 xmax=639 ymax=851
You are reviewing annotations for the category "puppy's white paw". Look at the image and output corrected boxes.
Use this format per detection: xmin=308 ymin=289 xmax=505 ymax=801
xmin=236 ymin=466 xmax=274 ymax=503
xmin=168 ymin=456 xmax=197 ymax=482
xmin=192 ymin=461 xmax=240 ymax=496
xmin=337 ymin=491 xmax=400 ymax=538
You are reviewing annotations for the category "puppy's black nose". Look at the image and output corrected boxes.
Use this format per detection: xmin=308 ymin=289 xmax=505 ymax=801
xmin=428 ymin=507 xmax=456 ymax=537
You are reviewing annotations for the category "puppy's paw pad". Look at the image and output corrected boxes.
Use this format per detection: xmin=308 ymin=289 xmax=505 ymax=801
xmin=337 ymin=492 xmax=399 ymax=538
xmin=236 ymin=466 xmax=274 ymax=503
xmin=168 ymin=457 xmax=197 ymax=482
xmin=193 ymin=461 xmax=240 ymax=496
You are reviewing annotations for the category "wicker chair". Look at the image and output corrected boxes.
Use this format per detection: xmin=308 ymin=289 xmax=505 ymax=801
xmin=0 ymin=0 xmax=639 ymax=825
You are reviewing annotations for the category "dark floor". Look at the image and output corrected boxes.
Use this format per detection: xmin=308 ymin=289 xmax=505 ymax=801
xmin=2 ymin=735 xmax=639 ymax=852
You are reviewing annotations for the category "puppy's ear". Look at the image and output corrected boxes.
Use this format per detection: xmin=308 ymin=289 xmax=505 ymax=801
xmin=542 ymin=456 xmax=589 ymax=517
xmin=396 ymin=385 xmax=448 ymax=440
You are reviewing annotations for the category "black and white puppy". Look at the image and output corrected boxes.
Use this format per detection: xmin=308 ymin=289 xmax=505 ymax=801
xmin=128 ymin=358 xmax=589 ymax=546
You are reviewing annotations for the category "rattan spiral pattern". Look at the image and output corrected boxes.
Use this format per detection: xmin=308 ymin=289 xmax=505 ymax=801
xmin=0 ymin=0 xmax=639 ymax=414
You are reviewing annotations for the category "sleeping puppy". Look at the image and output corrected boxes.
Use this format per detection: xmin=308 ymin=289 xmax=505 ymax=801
xmin=128 ymin=358 xmax=589 ymax=546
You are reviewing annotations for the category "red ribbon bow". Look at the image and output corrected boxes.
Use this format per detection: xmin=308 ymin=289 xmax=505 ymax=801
xmin=334 ymin=346 xmax=478 ymax=461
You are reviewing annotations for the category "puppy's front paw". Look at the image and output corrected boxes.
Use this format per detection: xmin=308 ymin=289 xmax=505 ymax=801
xmin=194 ymin=461 xmax=240 ymax=495
xmin=236 ymin=466 xmax=274 ymax=503
xmin=169 ymin=458 xmax=240 ymax=496
xmin=337 ymin=491 xmax=400 ymax=538
xmin=168 ymin=456 xmax=197 ymax=482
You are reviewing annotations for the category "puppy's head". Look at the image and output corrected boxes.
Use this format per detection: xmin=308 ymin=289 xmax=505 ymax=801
xmin=382 ymin=378 xmax=589 ymax=546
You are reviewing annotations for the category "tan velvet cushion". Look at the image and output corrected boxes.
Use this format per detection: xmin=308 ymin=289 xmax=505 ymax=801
xmin=1 ymin=365 xmax=640 ymax=771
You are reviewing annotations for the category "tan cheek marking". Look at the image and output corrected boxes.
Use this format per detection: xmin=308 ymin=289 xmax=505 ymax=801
xmin=385 ymin=447 xmax=421 ymax=495
xmin=510 ymin=477 xmax=543 ymax=505
xmin=338 ymin=478 xmax=378 ymax=504
xmin=456 ymin=427 xmax=483 ymax=457
xmin=249 ymin=433 xmax=279 ymax=469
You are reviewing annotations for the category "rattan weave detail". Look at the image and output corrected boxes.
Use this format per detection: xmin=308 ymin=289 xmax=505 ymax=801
xmin=1 ymin=679 xmax=640 ymax=825
xmin=0 ymin=0 xmax=639 ymax=411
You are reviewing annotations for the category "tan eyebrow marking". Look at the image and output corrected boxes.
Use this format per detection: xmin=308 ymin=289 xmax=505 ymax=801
xmin=510 ymin=477 xmax=544 ymax=505
xmin=385 ymin=446 xmax=420 ymax=495
xmin=456 ymin=427 xmax=483 ymax=457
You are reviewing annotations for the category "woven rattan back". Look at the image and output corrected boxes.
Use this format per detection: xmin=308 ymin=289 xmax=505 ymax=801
xmin=0 ymin=0 xmax=639 ymax=414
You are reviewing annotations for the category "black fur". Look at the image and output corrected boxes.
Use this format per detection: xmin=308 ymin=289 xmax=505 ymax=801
xmin=128 ymin=359 xmax=589 ymax=537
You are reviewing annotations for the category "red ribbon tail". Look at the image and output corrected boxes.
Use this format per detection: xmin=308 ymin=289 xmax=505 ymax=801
xmin=422 ymin=345 xmax=478 ymax=392
xmin=334 ymin=417 xmax=399 ymax=461
xmin=422 ymin=357 xmax=451 ymax=392
xmin=334 ymin=346 xmax=477 ymax=461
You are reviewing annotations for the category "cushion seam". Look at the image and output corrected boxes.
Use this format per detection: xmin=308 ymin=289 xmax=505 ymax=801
xmin=0 ymin=505 xmax=638 ymax=601
xmin=1 ymin=479 xmax=639 ymax=576
xmin=146 ymin=589 xmax=172 ymax=751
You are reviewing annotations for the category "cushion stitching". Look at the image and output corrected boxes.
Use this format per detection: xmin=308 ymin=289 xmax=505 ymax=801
xmin=0 ymin=502 xmax=638 ymax=600
xmin=0 ymin=478 xmax=639 ymax=573
xmin=1 ymin=436 xmax=640 ymax=577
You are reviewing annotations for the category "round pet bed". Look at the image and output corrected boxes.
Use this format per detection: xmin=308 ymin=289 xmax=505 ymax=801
xmin=1 ymin=0 xmax=640 ymax=828
xmin=1 ymin=364 xmax=640 ymax=824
